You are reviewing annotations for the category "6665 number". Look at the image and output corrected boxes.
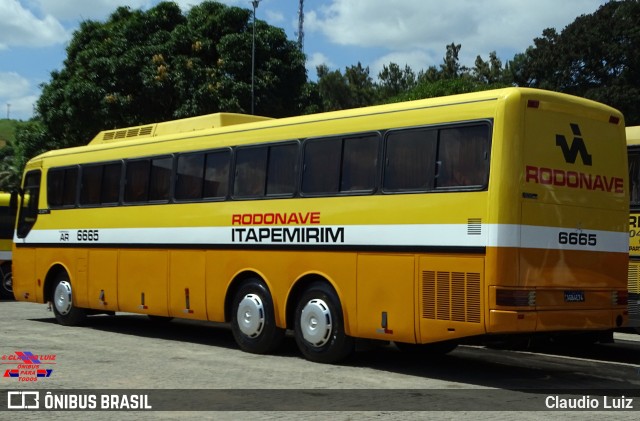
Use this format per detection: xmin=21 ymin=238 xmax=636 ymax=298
xmin=558 ymin=231 xmax=597 ymax=246
xmin=77 ymin=229 xmax=99 ymax=241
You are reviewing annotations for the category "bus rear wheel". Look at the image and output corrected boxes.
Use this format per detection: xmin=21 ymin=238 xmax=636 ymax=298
xmin=231 ymin=278 xmax=285 ymax=354
xmin=51 ymin=272 xmax=86 ymax=326
xmin=294 ymin=282 xmax=354 ymax=364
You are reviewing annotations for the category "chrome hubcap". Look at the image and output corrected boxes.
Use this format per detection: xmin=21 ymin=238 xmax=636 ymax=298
xmin=54 ymin=280 xmax=73 ymax=315
xmin=237 ymin=294 xmax=265 ymax=337
xmin=300 ymin=298 xmax=332 ymax=347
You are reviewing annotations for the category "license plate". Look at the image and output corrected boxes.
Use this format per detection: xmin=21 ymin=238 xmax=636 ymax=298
xmin=564 ymin=290 xmax=585 ymax=302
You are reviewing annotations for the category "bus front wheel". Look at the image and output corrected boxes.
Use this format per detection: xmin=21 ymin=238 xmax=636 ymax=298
xmin=0 ymin=263 xmax=12 ymax=299
xmin=51 ymin=273 xmax=86 ymax=326
xmin=294 ymin=282 xmax=354 ymax=364
xmin=231 ymin=278 xmax=285 ymax=354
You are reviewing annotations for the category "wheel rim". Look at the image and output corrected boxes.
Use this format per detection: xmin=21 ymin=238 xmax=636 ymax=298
xmin=299 ymin=298 xmax=332 ymax=347
xmin=2 ymin=273 xmax=10 ymax=293
xmin=236 ymin=293 xmax=265 ymax=338
xmin=54 ymin=280 xmax=73 ymax=315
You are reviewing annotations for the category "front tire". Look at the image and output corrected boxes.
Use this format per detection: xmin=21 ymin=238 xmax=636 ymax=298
xmin=0 ymin=262 xmax=12 ymax=299
xmin=231 ymin=278 xmax=285 ymax=354
xmin=51 ymin=272 xmax=86 ymax=326
xmin=294 ymin=282 xmax=354 ymax=364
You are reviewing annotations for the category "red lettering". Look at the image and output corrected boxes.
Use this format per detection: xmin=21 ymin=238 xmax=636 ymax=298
xmin=566 ymin=171 xmax=579 ymax=188
xmin=580 ymin=172 xmax=592 ymax=190
xmin=552 ymin=169 xmax=565 ymax=186
xmin=526 ymin=166 xmax=539 ymax=183
xmin=540 ymin=167 xmax=553 ymax=185
xmin=593 ymin=175 xmax=603 ymax=191
xmin=232 ymin=212 xmax=322 ymax=225
xmin=525 ymin=165 xmax=624 ymax=194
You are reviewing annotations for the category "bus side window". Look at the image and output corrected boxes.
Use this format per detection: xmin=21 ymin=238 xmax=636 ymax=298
xmin=341 ymin=135 xmax=379 ymax=192
xmin=383 ymin=129 xmax=437 ymax=191
xmin=302 ymin=138 xmax=341 ymax=195
xmin=48 ymin=167 xmax=78 ymax=208
xmin=436 ymin=125 xmax=488 ymax=188
xmin=149 ymin=157 xmax=172 ymax=201
xmin=124 ymin=160 xmax=150 ymax=203
xmin=79 ymin=165 xmax=103 ymax=206
xmin=176 ymin=154 xmax=205 ymax=201
xmin=266 ymin=143 xmax=298 ymax=196
xmin=101 ymin=162 xmax=122 ymax=204
xmin=204 ymin=150 xmax=230 ymax=199
xmin=234 ymin=147 xmax=267 ymax=198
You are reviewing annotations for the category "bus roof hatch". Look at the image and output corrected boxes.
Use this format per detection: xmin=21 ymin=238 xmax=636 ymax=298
xmin=88 ymin=113 xmax=273 ymax=145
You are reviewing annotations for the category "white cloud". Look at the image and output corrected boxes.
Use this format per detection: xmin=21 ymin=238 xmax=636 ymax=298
xmin=0 ymin=0 xmax=68 ymax=48
xmin=0 ymin=72 xmax=30 ymax=98
xmin=0 ymin=72 xmax=36 ymax=120
xmin=306 ymin=52 xmax=335 ymax=77
xmin=33 ymin=0 xmax=152 ymax=22
xmin=307 ymin=0 xmax=608 ymax=68
xmin=370 ymin=50 xmax=435 ymax=79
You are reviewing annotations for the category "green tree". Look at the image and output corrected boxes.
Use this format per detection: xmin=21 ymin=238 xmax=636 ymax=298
xmin=511 ymin=0 xmax=640 ymax=124
xmin=26 ymin=1 xmax=306 ymax=154
xmin=315 ymin=62 xmax=376 ymax=111
xmin=377 ymin=63 xmax=417 ymax=99
xmin=440 ymin=42 xmax=468 ymax=79
xmin=473 ymin=51 xmax=507 ymax=84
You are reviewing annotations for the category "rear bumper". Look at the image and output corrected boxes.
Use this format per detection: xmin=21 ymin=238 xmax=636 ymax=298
xmin=488 ymin=309 xmax=626 ymax=333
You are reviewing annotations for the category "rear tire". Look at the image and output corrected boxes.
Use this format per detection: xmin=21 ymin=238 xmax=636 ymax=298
xmin=294 ymin=282 xmax=354 ymax=364
xmin=231 ymin=278 xmax=285 ymax=354
xmin=51 ymin=272 xmax=86 ymax=326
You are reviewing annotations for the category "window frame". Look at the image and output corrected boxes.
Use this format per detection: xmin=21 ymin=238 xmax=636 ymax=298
xmin=381 ymin=120 xmax=492 ymax=194
xmin=300 ymin=132 xmax=381 ymax=197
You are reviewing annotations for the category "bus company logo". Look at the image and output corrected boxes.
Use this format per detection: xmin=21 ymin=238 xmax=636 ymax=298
xmin=525 ymin=123 xmax=624 ymax=194
xmin=555 ymin=123 xmax=592 ymax=166
xmin=2 ymin=351 xmax=55 ymax=382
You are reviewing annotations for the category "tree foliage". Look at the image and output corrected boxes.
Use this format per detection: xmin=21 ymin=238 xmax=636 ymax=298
xmin=510 ymin=0 xmax=640 ymax=124
xmin=32 ymin=1 xmax=306 ymax=152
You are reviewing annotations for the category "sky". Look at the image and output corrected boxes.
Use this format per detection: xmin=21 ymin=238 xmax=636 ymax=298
xmin=0 ymin=0 xmax=610 ymax=121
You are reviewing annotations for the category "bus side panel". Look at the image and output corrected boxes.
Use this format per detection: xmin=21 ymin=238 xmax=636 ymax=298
xmin=355 ymin=254 xmax=415 ymax=343
xmin=117 ymin=250 xmax=169 ymax=316
xmin=87 ymin=249 xmax=119 ymax=311
xmin=12 ymin=247 xmax=37 ymax=302
xmin=417 ymin=255 xmax=485 ymax=343
xmin=168 ymin=250 xmax=206 ymax=319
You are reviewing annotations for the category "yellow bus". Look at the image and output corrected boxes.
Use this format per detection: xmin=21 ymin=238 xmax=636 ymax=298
xmin=626 ymin=125 xmax=640 ymax=330
xmin=0 ymin=192 xmax=14 ymax=299
xmin=12 ymin=88 xmax=629 ymax=363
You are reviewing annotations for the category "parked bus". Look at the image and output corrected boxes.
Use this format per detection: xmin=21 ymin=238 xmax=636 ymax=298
xmin=12 ymin=88 xmax=629 ymax=363
xmin=626 ymin=125 xmax=640 ymax=330
xmin=0 ymin=192 xmax=14 ymax=299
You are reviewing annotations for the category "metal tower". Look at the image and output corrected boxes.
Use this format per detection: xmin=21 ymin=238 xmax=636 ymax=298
xmin=297 ymin=0 xmax=304 ymax=51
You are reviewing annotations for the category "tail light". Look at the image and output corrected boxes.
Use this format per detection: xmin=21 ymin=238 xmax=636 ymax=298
xmin=496 ymin=289 xmax=536 ymax=307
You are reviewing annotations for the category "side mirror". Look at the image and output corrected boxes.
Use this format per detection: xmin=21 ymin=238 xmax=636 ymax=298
xmin=9 ymin=190 xmax=19 ymax=216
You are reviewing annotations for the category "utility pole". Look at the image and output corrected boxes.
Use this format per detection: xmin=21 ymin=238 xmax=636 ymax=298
xmin=251 ymin=0 xmax=261 ymax=115
xmin=6 ymin=103 xmax=10 ymax=120
xmin=297 ymin=0 xmax=304 ymax=51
